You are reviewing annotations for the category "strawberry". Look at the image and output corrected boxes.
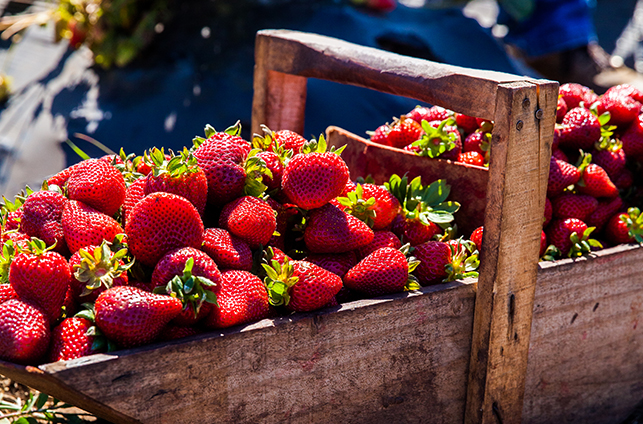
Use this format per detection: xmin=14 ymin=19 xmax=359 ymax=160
xmin=454 ymin=112 xmax=479 ymax=135
xmin=547 ymin=156 xmax=580 ymax=197
xmin=203 ymin=269 xmax=272 ymax=329
xmin=391 ymin=213 xmax=441 ymax=246
xmin=62 ymin=200 xmax=124 ymax=254
xmin=356 ymin=230 xmax=402 ymax=259
xmin=604 ymin=207 xmax=643 ymax=245
xmin=551 ymin=147 xmax=569 ymax=162
xmin=125 ymin=192 xmax=204 ymax=267
xmin=202 ymin=228 xmax=253 ymax=271
xmin=218 ymin=196 xmax=276 ymax=249
xmin=304 ymin=203 xmax=374 ymax=253
xmin=613 ymin=168 xmax=634 ymax=189
xmin=305 ymin=251 xmax=358 ymax=278
xmin=558 ymin=83 xmax=598 ymax=109
xmin=254 ymin=150 xmax=284 ymax=192
xmin=263 ymin=259 xmax=343 ymax=312
xmin=410 ymin=118 xmax=462 ymax=160
xmin=621 ymin=114 xmax=643 ymax=159
xmin=406 ymin=105 xmax=453 ymax=125
xmin=48 ymin=315 xmax=105 ymax=362
xmin=281 ymin=135 xmax=349 ymax=210
xmin=463 ymin=130 xmax=491 ymax=157
xmin=66 ymin=159 xmax=126 ymax=217
xmin=10 ymin=239 xmax=70 ymax=323
xmin=344 ymin=246 xmax=419 ymax=297
xmin=458 ymin=151 xmax=485 ymax=166
xmin=144 ymin=148 xmax=209 ymax=216
xmin=0 ymin=299 xmax=50 ymax=364
xmin=595 ymin=90 xmax=641 ymax=128
xmin=273 ymin=129 xmax=307 ymax=154
xmin=121 ymin=175 xmax=147 ymax=227
xmin=19 ymin=189 xmax=68 ymax=254
xmin=0 ymin=283 xmax=17 ymax=304
xmin=470 ymin=226 xmax=484 ymax=250
xmin=551 ymin=193 xmax=598 ymax=221
xmin=546 ymin=218 xmax=600 ymax=257
xmin=556 ymin=96 xmax=568 ymax=123
xmin=585 ymin=196 xmax=623 ymax=232
xmin=558 ymin=107 xmax=601 ymax=151
xmin=412 ymin=240 xmax=451 ymax=285
xmin=576 ymin=154 xmax=619 ymax=198
xmin=151 ymin=247 xmax=220 ymax=326
xmin=336 ymin=183 xmax=400 ymax=230
xmin=369 ymin=124 xmax=392 ymax=146
xmin=387 ymin=116 xmax=424 ymax=149
xmin=544 ymin=197 xmax=553 ymax=227
xmin=605 ymin=84 xmax=643 ymax=103
xmin=591 ymin=139 xmax=626 ymax=180
xmin=69 ymin=241 xmax=131 ymax=303
xmin=94 ymin=286 xmax=183 ymax=348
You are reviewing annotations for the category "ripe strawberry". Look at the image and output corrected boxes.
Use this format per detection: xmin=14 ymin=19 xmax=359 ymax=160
xmin=0 ymin=299 xmax=50 ymax=364
xmin=151 ymin=247 xmax=220 ymax=326
xmin=144 ymin=148 xmax=208 ymax=216
xmin=305 ymin=251 xmax=358 ymax=278
xmin=202 ymin=228 xmax=253 ymax=271
xmin=66 ymin=159 xmax=126 ymax=217
xmin=125 ymin=192 xmax=204 ymax=267
xmin=94 ymin=286 xmax=183 ymax=348
xmin=369 ymin=124 xmax=392 ymax=146
xmin=470 ymin=226 xmax=484 ymax=250
xmin=336 ymin=183 xmax=400 ymax=230
xmin=273 ymin=129 xmax=307 ymax=154
xmin=391 ymin=213 xmax=441 ymax=246
xmin=621 ymin=114 xmax=643 ymax=159
xmin=121 ymin=176 xmax=147 ymax=227
xmin=281 ymin=136 xmax=349 ymax=210
xmin=344 ymin=246 xmax=418 ymax=297
xmin=546 ymin=218 xmax=591 ymax=257
xmin=49 ymin=315 xmax=104 ymax=362
xmin=20 ymin=189 xmax=68 ymax=254
xmin=458 ymin=151 xmax=485 ymax=166
xmin=558 ymin=83 xmax=598 ymax=109
xmin=356 ymin=230 xmax=402 ymax=259
xmin=454 ymin=112 xmax=479 ymax=135
xmin=613 ymin=168 xmax=634 ymax=189
xmin=463 ymin=130 xmax=491 ymax=156
xmin=412 ymin=241 xmax=451 ymax=285
xmin=551 ymin=147 xmax=569 ymax=162
xmin=10 ymin=239 xmax=70 ymax=323
xmin=263 ymin=259 xmax=342 ymax=312
xmin=304 ymin=203 xmax=374 ymax=253
xmin=605 ymin=84 xmax=643 ymax=103
xmin=62 ymin=200 xmax=124 ymax=254
xmin=595 ymin=90 xmax=641 ymax=128
xmin=558 ymin=107 xmax=601 ymax=151
xmin=591 ymin=140 xmax=626 ymax=180
xmin=0 ymin=284 xmax=17 ymax=304
xmin=219 ymin=196 xmax=276 ymax=249
xmin=547 ymin=156 xmax=580 ymax=197
xmin=551 ymin=193 xmax=598 ymax=221
xmin=406 ymin=105 xmax=453 ymax=124
xmin=203 ymin=269 xmax=272 ymax=329
xmin=556 ymin=96 xmax=568 ymax=123
xmin=387 ymin=116 xmax=424 ymax=149
xmin=254 ymin=150 xmax=284 ymax=192
xmin=69 ymin=242 xmax=131 ymax=303
xmin=544 ymin=197 xmax=553 ymax=227
xmin=604 ymin=207 xmax=643 ymax=245
xmin=576 ymin=158 xmax=619 ymax=199
xmin=585 ymin=196 xmax=623 ymax=232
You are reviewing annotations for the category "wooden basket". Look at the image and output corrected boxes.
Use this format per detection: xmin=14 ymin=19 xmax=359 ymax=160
xmin=5 ymin=29 xmax=635 ymax=424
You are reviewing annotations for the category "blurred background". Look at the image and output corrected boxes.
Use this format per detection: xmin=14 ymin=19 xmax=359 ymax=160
xmin=0 ymin=0 xmax=638 ymax=199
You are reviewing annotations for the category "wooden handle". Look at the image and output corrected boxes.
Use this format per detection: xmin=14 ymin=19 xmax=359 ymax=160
xmin=251 ymin=29 xmax=544 ymax=134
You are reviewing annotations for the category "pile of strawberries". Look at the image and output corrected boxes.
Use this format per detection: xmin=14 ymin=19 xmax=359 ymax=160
xmin=0 ymin=122 xmax=479 ymax=366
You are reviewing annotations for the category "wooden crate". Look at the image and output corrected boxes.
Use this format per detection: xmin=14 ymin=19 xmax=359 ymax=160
xmin=0 ymin=29 xmax=566 ymax=424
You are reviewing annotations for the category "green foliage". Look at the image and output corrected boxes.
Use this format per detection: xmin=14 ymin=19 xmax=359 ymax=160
xmin=0 ymin=391 xmax=93 ymax=423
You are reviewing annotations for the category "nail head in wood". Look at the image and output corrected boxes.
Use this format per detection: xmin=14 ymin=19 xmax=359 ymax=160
xmin=516 ymin=120 xmax=523 ymax=131
xmin=535 ymin=109 xmax=544 ymax=120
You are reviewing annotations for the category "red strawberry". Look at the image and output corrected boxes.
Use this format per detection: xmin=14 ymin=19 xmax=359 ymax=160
xmin=558 ymin=83 xmax=598 ymax=109
xmin=344 ymin=247 xmax=417 ymax=297
xmin=585 ymin=196 xmax=623 ymax=232
xmin=591 ymin=141 xmax=626 ymax=180
xmin=613 ymin=168 xmax=634 ymax=189
xmin=463 ymin=130 xmax=490 ymax=156
xmin=49 ymin=316 xmax=104 ymax=362
xmin=0 ymin=284 xmax=17 ymax=304
xmin=151 ymin=247 xmax=221 ymax=326
xmin=546 ymin=218 xmax=589 ymax=257
xmin=9 ymin=239 xmax=70 ymax=323
xmin=203 ymin=269 xmax=272 ymax=329
xmin=470 ymin=226 xmax=484 ymax=250
xmin=47 ymin=164 xmax=78 ymax=188
xmin=621 ymin=114 xmax=643 ymax=159
xmin=202 ymin=228 xmax=253 ymax=271
xmin=305 ymin=251 xmax=358 ymax=279
xmin=558 ymin=107 xmax=601 ymax=151
xmin=539 ymin=231 xmax=548 ymax=257
xmin=454 ymin=112 xmax=479 ymax=135
xmin=605 ymin=84 xmax=643 ymax=103
xmin=274 ymin=129 xmax=307 ymax=154
xmin=604 ymin=207 xmax=643 ymax=245
xmin=144 ymin=148 xmax=208 ymax=216
xmin=551 ymin=147 xmax=569 ymax=162
xmin=264 ymin=259 xmax=343 ymax=312
xmin=94 ymin=286 xmax=183 ymax=348
xmin=69 ymin=242 xmax=131 ymax=303
xmin=121 ymin=176 xmax=147 ymax=227
xmin=125 ymin=192 xmax=204 ymax=267
xmin=255 ymin=150 xmax=284 ymax=192
xmin=304 ymin=203 xmax=374 ymax=253
xmin=577 ymin=162 xmax=619 ymax=199
xmin=458 ymin=151 xmax=485 ymax=166
xmin=281 ymin=136 xmax=350 ymax=210
xmin=356 ymin=230 xmax=402 ymax=259
xmin=406 ymin=105 xmax=452 ymax=124
xmin=596 ymin=90 xmax=641 ymax=128
xmin=62 ymin=200 xmax=124 ymax=254
xmin=547 ymin=156 xmax=580 ymax=197
xmin=387 ymin=116 xmax=424 ymax=149
xmin=0 ymin=299 xmax=50 ymax=364
xmin=544 ymin=197 xmax=553 ymax=227
xmin=369 ymin=124 xmax=392 ymax=146
xmin=337 ymin=183 xmax=400 ymax=230
xmin=411 ymin=118 xmax=462 ymax=160
xmin=551 ymin=193 xmax=598 ymax=221
xmin=66 ymin=159 xmax=126 ymax=217
xmin=20 ymin=189 xmax=68 ymax=254
xmin=219 ymin=196 xmax=277 ymax=249
xmin=556 ymin=96 xmax=568 ymax=123
xmin=391 ymin=214 xmax=441 ymax=246
xmin=412 ymin=241 xmax=451 ymax=285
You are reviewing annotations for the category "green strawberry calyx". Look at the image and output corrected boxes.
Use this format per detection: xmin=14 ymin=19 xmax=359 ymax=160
xmin=620 ymin=207 xmax=643 ymax=243
xmin=444 ymin=238 xmax=480 ymax=282
xmin=301 ymin=134 xmax=346 ymax=156
xmin=74 ymin=240 xmax=134 ymax=297
xmin=335 ymin=184 xmax=377 ymax=228
xmin=112 ymin=148 xmax=145 ymax=185
xmin=410 ymin=117 xmax=457 ymax=159
xmin=540 ymin=244 xmax=562 ymax=262
xmin=399 ymin=243 xmax=421 ymax=291
xmin=574 ymin=151 xmax=593 ymax=188
xmin=568 ymin=227 xmax=602 ymax=258
xmin=153 ymin=257 xmax=218 ymax=317
xmin=244 ymin=150 xmax=274 ymax=198
xmin=74 ymin=303 xmax=117 ymax=353
xmin=146 ymin=147 xmax=201 ymax=179
xmin=0 ymin=239 xmax=16 ymax=284
xmin=262 ymin=258 xmax=299 ymax=307
xmin=192 ymin=121 xmax=243 ymax=149
xmin=385 ymin=173 xmax=460 ymax=228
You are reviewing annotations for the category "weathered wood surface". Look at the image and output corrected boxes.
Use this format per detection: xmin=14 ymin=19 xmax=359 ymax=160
xmin=465 ymin=80 xmax=558 ymax=424
xmin=251 ymin=29 xmax=547 ymax=134
xmin=524 ymin=244 xmax=643 ymax=424
xmin=326 ymin=126 xmax=488 ymax=237
xmin=1 ymin=280 xmax=477 ymax=424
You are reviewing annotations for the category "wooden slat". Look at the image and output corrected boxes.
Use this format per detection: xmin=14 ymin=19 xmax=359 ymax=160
xmin=29 ymin=281 xmax=477 ymax=424
xmin=326 ymin=126 xmax=489 ymax=237
xmin=465 ymin=80 xmax=557 ymax=424
xmin=251 ymin=29 xmax=545 ymax=134
xmin=524 ymin=244 xmax=643 ymax=424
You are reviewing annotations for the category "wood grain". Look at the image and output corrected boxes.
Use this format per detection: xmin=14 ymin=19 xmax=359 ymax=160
xmin=524 ymin=244 xmax=643 ymax=424
xmin=33 ymin=281 xmax=477 ymax=424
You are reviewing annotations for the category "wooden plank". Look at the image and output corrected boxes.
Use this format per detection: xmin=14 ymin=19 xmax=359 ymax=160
xmin=326 ymin=126 xmax=488 ymax=237
xmin=252 ymin=29 xmax=546 ymax=126
xmin=16 ymin=280 xmax=477 ymax=424
xmin=465 ymin=80 xmax=557 ymax=424
xmin=524 ymin=244 xmax=643 ymax=424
